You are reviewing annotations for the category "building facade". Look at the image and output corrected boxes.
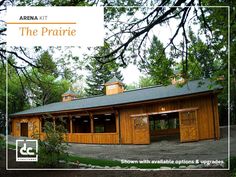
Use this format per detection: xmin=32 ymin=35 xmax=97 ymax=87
xmin=11 ymin=78 xmax=222 ymax=144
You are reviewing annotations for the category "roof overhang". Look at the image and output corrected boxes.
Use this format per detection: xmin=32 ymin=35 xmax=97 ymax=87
xmin=10 ymin=89 xmax=222 ymax=118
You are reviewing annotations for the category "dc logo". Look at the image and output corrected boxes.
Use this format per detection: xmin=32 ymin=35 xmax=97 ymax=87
xmin=16 ymin=140 xmax=38 ymax=162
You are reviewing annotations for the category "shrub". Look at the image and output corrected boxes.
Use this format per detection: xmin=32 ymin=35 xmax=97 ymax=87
xmin=230 ymin=157 xmax=236 ymax=177
xmin=0 ymin=135 xmax=5 ymax=160
xmin=37 ymin=120 xmax=69 ymax=167
xmin=0 ymin=135 xmax=5 ymax=152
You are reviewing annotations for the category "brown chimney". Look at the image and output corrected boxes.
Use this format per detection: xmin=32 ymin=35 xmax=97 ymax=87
xmin=105 ymin=76 xmax=124 ymax=95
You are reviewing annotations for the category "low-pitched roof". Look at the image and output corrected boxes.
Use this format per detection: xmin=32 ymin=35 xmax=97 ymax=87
xmin=12 ymin=79 xmax=222 ymax=116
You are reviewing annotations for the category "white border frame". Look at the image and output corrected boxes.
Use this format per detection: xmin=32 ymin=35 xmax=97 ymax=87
xmin=5 ymin=5 xmax=230 ymax=171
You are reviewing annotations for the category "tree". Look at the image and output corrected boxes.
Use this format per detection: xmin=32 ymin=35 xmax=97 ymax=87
xmin=85 ymin=44 xmax=123 ymax=96
xmin=125 ymin=76 xmax=155 ymax=90
xmin=0 ymin=0 xmax=234 ymax=125
xmin=171 ymin=28 xmax=219 ymax=81
xmin=139 ymin=36 xmax=174 ymax=85
xmin=0 ymin=0 xmax=221 ymax=79
xmin=26 ymin=52 xmax=71 ymax=106
xmin=37 ymin=120 xmax=69 ymax=168
xmin=138 ymin=76 xmax=155 ymax=88
xmin=199 ymin=1 xmax=235 ymax=125
xmin=0 ymin=56 xmax=30 ymax=114
xmin=36 ymin=51 xmax=58 ymax=77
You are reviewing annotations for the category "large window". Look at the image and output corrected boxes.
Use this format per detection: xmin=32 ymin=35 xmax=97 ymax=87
xmin=93 ymin=113 xmax=116 ymax=133
xmin=72 ymin=115 xmax=91 ymax=133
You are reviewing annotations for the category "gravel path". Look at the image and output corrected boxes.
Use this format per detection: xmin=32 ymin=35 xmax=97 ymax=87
xmin=6 ymin=126 xmax=235 ymax=162
xmin=67 ymin=126 xmax=234 ymax=161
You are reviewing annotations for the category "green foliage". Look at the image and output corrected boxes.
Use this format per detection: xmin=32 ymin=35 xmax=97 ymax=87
xmin=38 ymin=120 xmax=69 ymax=168
xmin=85 ymin=43 xmax=123 ymax=96
xmin=125 ymin=76 xmax=156 ymax=91
xmin=138 ymin=76 xmax=155 ymax=88
xmin=36 ymin=51 xmax=58 ymax=77
xmin=139 ymin=36 xmax=174 ymax=86
xmin=225 ymin=156 xmax=236 ymax=177
xmin=198 ymin=3 xmax=235 ymax=124
xmin=0 ymin=57 xmax=30 ymax=114
xmin=125 ymin=83 xmax=138 ymax=91
xmin=27 ymin=52 xmax=71 ymax=106
xmin=0 ymin=135 xmax=5 ymax=153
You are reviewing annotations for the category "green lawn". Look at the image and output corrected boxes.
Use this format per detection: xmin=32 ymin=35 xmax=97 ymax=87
xmin=8 ymin=144 xmax=16 ymax=150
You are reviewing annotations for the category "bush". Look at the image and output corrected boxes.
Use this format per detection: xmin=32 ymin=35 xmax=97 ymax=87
xmin=0 ymin=135 xmax=5 ymax=152
xmin=226 ymin=156 xmax=236 ymax=177
xmin=37 ymin=120 xmax=69 ymax=167
xmin=230 ymin=157 xmax=236 ymax=177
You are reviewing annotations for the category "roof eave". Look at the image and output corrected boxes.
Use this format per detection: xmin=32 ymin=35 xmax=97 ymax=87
xmin=10 ymin=89 xmax=220 ymax=118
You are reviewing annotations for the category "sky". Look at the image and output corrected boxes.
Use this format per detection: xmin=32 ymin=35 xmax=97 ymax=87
xmin=71 ymin=7 xmax=200 ymax=86
xmin=5 ymin=6 xmax=201 ymax=87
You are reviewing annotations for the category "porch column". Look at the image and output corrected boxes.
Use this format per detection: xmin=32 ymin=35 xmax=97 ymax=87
xmin=69 ymin=115 xmax=73 ymax=133
xmin=115 ymin=110 xmax=119 ymax=134
xmin=90 ymin=113 xmax=94 ymax=133
xmin=39 ymin=117 xmax=41 ymax=139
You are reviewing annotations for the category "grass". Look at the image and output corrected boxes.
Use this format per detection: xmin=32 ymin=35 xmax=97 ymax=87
xmin=8 ymin=144 xmax=16 ymax=150
xmin=68 ymin=155 xmax=182 ymax=169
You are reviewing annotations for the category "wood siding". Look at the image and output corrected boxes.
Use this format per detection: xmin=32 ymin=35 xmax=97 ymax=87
xmin=11 ymin=93 xmax=220 ymax=144
xmin=11 ymin=117 xmax=40 ymax=138
xmin=119 ymin=94 xmax=220 ymax=144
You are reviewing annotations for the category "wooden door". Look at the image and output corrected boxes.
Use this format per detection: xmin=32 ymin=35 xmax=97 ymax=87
xmin=132 ymin=116 xmax=150 ymax=144
xmin=179 ymin=111 xmax=199 ymax=142
xmin=20 ymin=123 xmax=28 ymax=137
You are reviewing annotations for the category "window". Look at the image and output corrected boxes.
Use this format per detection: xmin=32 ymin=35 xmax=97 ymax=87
xmin=72 ymin=115 xmax=91 ymax=133
xmin=93 ymin=113 xmax=116 ymax=133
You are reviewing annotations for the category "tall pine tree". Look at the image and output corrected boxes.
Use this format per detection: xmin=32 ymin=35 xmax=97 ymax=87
xmin=85 ymin=44 xmax=123 ymax=96
xmin=139 ymin=36 xmax=174 ymax=85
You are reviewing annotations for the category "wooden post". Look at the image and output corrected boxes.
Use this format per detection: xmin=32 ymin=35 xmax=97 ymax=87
xmin=69 ymin=115 xmax=73 ymax=133
xmin=115 ymin=110 xmax=119 ymax=134
xmin=90 ymin=113 xmax=94 ymax=133
xmin=39 ymin=117 xmax=41 ymax=140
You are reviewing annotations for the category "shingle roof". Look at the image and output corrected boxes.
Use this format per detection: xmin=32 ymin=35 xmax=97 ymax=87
xmin=12 ymin=79 xmax=222 ymax=116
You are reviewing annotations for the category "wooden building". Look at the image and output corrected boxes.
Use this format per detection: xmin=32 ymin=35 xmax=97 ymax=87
xmin=11 ymin=77 xmax=222 ymax=144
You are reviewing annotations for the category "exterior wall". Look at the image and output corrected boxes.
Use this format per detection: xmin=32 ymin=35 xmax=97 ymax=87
xmin=11 ymin=117 xmax=40 ymax=138
xmin=105 ymin=82 xmax=124 ymax=95
xmin=119 ymin=94 xmax=220 ymax=144
xmin=11 ymin=93 xmax=220 ymax=144
xmin=11 ymin=111 xmax=119 ymax=144
xmin=62 ymin=94 xmax=76 ymax=102
xmin=119 ymin=106 xmax=145 ymax=144
xmin=40 ymin=133 xmax=119 ymax=144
